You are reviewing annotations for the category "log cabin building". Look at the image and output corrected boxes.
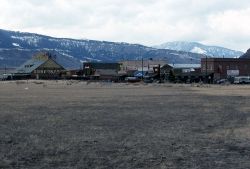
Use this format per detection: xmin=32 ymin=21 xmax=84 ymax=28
xmin=14 ymin=52 xmax=65 ymax=79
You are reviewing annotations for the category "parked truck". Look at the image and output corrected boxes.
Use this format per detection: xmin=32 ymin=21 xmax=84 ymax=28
xmin=234 ymin=76 xmax=250 ymax=84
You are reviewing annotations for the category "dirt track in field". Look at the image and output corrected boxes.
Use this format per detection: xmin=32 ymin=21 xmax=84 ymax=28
xmin=1 ymin=81 xmax=250 ymax=169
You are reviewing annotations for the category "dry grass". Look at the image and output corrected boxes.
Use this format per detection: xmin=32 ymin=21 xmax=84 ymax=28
xmin=0 ymin=81 xmax=250 ymax=169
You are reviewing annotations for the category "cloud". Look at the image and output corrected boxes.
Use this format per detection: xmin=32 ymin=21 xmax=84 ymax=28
xmin=206 ymin=8 xmax=250 ymax=51
xmin=0 ymin=0 xmax=249 ymax=51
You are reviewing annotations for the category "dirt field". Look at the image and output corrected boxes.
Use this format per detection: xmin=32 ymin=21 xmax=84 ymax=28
xmin=1 ymin=81 xmax=250 ymax=169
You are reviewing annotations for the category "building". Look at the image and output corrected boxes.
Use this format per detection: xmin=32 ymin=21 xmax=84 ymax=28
xmin=61 ymin=69 xmax=84 ymax=80
xmin=169 ymin=64 xmax=204 ymax=83
xmin=120 ymin=60 xmax=168 ymax=72
xmin=120 ymin=60 xmax=170 ymax=79
xmin=14 ymin=52 xmax=65 ymax=79
xmin=169 ymin=64 xmax=201 ymax=73
xmin=83 ymin=62 xmax=120 ymax=81
xmin=201 ymin=58 xmax=250 ymax=80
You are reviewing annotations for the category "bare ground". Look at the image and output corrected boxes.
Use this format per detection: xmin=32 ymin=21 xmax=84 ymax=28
xmin=0 ymin=81 xmax=250 ymax=169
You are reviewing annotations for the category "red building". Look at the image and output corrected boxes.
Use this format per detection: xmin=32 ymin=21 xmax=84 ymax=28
xmin=201 ymin=58 xmax=250 ymax=80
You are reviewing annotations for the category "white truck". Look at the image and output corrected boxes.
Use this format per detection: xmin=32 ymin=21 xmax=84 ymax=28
xmin=234 ymin=76 xmax=250 ymax=84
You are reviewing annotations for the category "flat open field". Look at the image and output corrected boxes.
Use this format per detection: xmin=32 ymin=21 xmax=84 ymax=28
xmin=1 ymin=81 xmax=250 ymax=169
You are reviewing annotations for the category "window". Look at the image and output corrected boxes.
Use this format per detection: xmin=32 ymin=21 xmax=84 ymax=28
xmin=25 ymin=64 xmax=34 ymax=68
xmin=202 ymin=64 xmax=206 ymax=71
xmin=217 ymin=65 xmax=222 ymax=73
xmin=209 ymin=64 xmax=214 ymax=71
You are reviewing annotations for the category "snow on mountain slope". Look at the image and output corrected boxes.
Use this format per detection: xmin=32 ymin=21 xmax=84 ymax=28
xmin=154 ymin=41 xmax=243 ymax=58
xmin=0 ymin=29 xmax=205 ymax=68
xmin=190 ymin=47 xmax=207 ymax=55
xmin=12 ymin=43 xmax=20 ymax=47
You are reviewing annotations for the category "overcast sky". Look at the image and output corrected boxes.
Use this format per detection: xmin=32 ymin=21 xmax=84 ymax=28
xmin=0 ymin=0 xmax=250 ymax=51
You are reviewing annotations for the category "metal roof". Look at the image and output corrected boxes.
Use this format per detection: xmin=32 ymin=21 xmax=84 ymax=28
xmin=169 ymin=64 xmax=201 ymax=69
xmin=15 ymin=59 xmax=46 ymax=74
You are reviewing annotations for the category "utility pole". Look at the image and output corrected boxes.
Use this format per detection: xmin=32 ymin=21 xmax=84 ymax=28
xmin=158 ymin=64 xmax=161 ymax=83
xmin=141 ymin=57 xmax=144 ymax=80
xmin=205 ymin=55 xmax=208 ymax=83
xmin=140 ymin=48 xmax=143 ymax=80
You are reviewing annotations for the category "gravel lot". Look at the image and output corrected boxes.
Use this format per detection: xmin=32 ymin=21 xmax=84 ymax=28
xmin=1 ymin=81 xmax=250 ymax=169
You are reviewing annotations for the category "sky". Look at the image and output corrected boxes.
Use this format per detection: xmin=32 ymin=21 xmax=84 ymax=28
xmin=0 ymin=0 xmax=250 ymax=52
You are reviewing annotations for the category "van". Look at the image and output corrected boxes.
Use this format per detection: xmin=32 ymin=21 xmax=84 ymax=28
xmin=234 ymin=76 xmax=250 ymax=84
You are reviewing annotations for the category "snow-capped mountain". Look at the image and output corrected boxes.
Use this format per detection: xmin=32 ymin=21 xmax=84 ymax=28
xmin=0 ymin=29 xmax=205 ymax=69
xmin=154 ymin=41 xmax=243 ymax=58
xmin=240 ymin=48 xmax=250 ymax=58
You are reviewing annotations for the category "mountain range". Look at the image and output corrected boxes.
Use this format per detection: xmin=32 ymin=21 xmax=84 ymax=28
xmin=0 ymin=29 xmax=247 ymax=69
xmin=154 ymin=41 xmax=244 ymax=58
xmin=241 ymin=49 xmax=250 ymax=58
